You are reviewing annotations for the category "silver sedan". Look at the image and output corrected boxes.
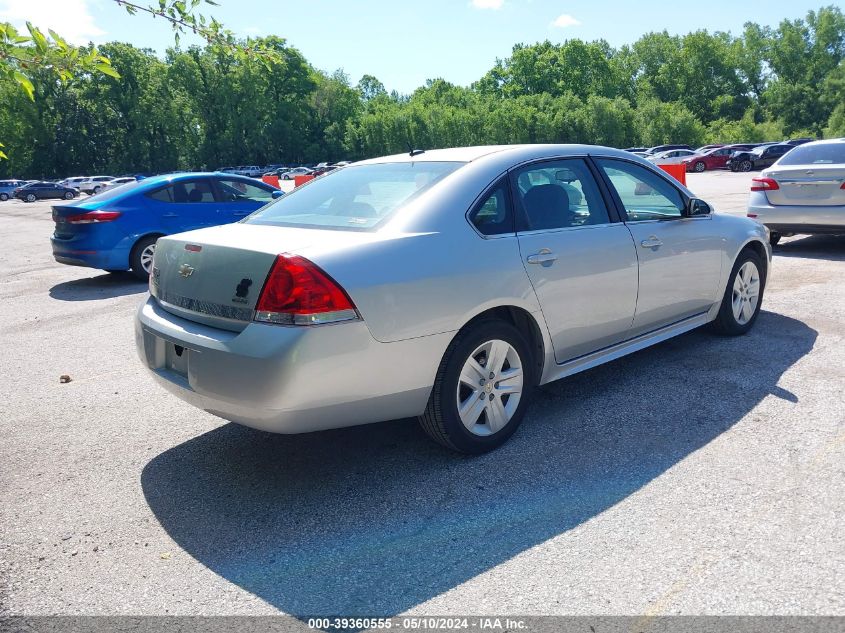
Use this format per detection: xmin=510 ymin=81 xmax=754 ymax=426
xmin=136 ymin=145 xmax=771 ymax=453
xmin=747 ymin=138 xmax=845 ymax=245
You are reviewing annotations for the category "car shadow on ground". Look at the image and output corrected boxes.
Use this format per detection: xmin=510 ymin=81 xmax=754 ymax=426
xmin=774 ymin=234 xmax=845 ymax=261
xmin=49 ymin=273 xmax=147 ymax=301
xmin=142 ymin=310 xmax=815 ymax=618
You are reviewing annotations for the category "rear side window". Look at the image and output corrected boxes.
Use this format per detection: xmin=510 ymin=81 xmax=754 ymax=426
xmin=147 ymin=179 xmax=216 ymax=203
xmin=469 ymin=180 xmax=514 ymax=236
xmin=778 ymin=143 xmax=845 ymax=165
xmin=513 ymin=158 xmax=610 ymax=231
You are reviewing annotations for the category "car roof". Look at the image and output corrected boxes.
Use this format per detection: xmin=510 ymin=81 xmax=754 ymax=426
xmin=355 ymin=144 xmax=637 ymax=166
xmin=797 ymin=137 xmax=845 ymax=147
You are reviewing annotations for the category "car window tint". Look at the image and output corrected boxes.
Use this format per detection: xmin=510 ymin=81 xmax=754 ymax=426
xmin=246 ymin=162 xmax=461 ymax=231
xmin=778 ymin=143 xmax=845 ymax=165
xmin=217 ymin=179 xmax=274 ymax=203
xmin=469 ymin=181 xmax=513 ymax=236
xmin=147 ymin=179 xmax=216 ymax=203
xmin=513 ymin=158 xmax=609 ymax=231
xmin=597 ymin=159 xmax=684 ymax=221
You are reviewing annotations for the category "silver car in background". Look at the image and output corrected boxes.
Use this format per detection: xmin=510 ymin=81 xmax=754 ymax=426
xmin=136 ymin=145 xmax=771 ymax=453
xmin=747 ymin=138 xmax=845 ymax=244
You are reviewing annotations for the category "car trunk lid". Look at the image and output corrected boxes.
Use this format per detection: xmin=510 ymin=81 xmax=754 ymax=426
xmin=763 ymin=165 xmax=845 ymax=207
xmin=150 ymin=223 xmax=366 ymax=332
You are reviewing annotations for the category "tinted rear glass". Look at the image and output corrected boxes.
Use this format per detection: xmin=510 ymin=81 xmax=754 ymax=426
xmin=245 ymin=162 xmax=462 ymax=230
xmin=778 ymin=143 xmax=845 ymax=165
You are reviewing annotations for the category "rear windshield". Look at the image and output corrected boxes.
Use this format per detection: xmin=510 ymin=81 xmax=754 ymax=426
xmin=86 ymin=180 xmax=141 ymax=201
xmin=245 ymin=162 xmax=462 ymax=230
xmin=778 ymin=143 xmax=845 ymax=165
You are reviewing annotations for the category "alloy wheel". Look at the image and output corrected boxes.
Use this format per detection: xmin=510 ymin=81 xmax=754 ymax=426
xmin=456 ymin=339 xmax=523 ymax=436
xmin=694 ymin=162 xmax=706 ymax=172
xmin=140 ymin=244 xmax=156 ymax=274
xmin=732 ymin=261 xmax=760 ymax=325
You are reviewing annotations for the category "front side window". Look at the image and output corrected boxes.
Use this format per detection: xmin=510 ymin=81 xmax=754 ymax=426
xmin=469 ymin=180 xmax=514 ymax=236
xmin=513 ymin=158 xmax=610 ymax=231
xmin=596 ymin=159 xmax=684 ymax=221
xmin=217 ymin=179 xmax=274 ymax=203
xmin=246 ymin=161 xmax=461 ymax=230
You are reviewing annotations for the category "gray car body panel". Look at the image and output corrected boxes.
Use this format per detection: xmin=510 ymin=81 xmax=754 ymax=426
xmin=137 ymin=144 xmax=770 ymax=434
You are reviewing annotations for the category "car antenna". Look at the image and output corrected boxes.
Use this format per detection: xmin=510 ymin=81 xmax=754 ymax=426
xmin=407 ymin=142 xmax=425 ymax=157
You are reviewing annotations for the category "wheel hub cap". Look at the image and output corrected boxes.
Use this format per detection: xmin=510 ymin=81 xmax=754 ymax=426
xmin=731 ymin=261 xmax=760 ymax=325
xmin=456 ymin=339 xmax=523 ymax=437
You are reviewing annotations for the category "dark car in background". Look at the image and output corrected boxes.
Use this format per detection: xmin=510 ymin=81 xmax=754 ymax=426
xmin=727 ymin=144 xmax=794 ymax=172
xmin=14 ymin=181 xmax=79 ymax=202
xmin=51 ymin=172 xmax=281 ymax=279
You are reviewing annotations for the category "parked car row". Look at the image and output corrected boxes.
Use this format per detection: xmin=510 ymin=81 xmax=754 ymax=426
xmin=630 ymin=138 xmax=816 ymax=173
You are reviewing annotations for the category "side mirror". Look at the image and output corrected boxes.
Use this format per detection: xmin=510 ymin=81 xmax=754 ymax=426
xmin=685 ymin=198 xmax=711 ymax=217
xmin=271 ymin=190 xmax=283 ymax=199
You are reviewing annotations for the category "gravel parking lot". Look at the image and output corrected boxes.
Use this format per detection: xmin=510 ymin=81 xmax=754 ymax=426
xmin=1 ymin=171 xmax=843 ymax=618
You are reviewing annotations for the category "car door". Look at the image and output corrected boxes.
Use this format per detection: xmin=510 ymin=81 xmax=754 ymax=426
xmin=594 ymin=157 xmax=723 ymax=336
xmin=213 ymin=178 xmax=276 ymax=222
xmin=511 ymin=158 xmax=639 ymax=363
xmin=144 ymin=178 xmax=222 ymax=232
xmin=711 ymin=148 xmax=732 ymax=168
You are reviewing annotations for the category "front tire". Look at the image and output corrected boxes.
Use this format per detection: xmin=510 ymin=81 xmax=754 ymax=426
xmin=710 ymin=249 xmax=765 ymax=336
xmin=694 ymin=161 xmax=706 ymax=173
xmin=739 ymin=160 xmax=753 ymax=172
xmin=419 ymin=320 xmax=535 ymax=454
xmin=0 ymin=193 xmax=8 ymax=201
xmin=63 ymin=191 xmax=74 ymax=200
xmin=129 ymin=235 xmax=159 ymax=281
xmin=25 ymin=193 xmax=36 ymax=202
xmin=769 ymin=232 xmax=781 ymax=246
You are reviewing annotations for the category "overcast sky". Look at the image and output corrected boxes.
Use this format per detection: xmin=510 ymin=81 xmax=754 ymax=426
xmin=0 ymin=0 xmax=831 ymax=93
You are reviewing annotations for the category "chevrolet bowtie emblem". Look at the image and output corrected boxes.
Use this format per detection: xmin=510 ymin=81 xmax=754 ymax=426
xmin=178 ymin=263 xmax=195 ymax=278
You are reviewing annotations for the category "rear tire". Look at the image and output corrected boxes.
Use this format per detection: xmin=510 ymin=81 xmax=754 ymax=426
xmin=769 ymin=232 xmax=781 ymax=246
xmin=0 ymin=193 xmax=8 ymax=201
xmin=710 ymin=249 xmax=765 ymax=336
xmin=419 ymin=320 xmax=535 ymax=454
xmin=129 ymin=235 xmax=159 ymax=281
xmin=25 ymin=193 xmax=36 ymax=202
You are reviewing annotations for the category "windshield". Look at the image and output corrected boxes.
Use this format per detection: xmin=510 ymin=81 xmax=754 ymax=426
xmin=245 ymin=162 xmax=463 ymax=230
xmin=778 ymin=143 xmax=845 ymax=165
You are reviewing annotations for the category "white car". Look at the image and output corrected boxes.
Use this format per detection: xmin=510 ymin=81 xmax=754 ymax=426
xmin=648 ymin=149 xmax=699 ymax=165
xmin=78 ymin=176 xmax=116 ymax=195
xmin=648 ymin=149 xmax=700 ymax=165
xmin=95 ymin=177 xmax=137 ymax=194
xmin=58 ymin=176 xmax=88 ymax=190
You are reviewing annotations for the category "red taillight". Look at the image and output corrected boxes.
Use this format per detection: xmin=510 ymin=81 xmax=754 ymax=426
xmin=255 ymin=254 xmax=357 ymax=326
xmin=65 ymin=211 xmax=122 ymax=224
xmin=747 ymin=213 xmax=758 ymax=218
xmin=841 ymin=181 xmax=845 ymax=190
xmin=751 ymin=177 xmax=779 ymax=192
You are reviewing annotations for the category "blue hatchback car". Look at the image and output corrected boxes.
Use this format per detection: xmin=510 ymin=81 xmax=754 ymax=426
xmin=51 ymin=172 xmax=281 ymax=279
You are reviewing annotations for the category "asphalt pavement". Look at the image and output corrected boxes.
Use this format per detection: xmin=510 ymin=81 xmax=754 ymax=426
xmin=0 ymin=171 xmax=843 ymax=618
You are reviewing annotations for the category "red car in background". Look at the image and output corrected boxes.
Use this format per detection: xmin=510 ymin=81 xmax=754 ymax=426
xmin=682 ymin=146 xmax=736 ymax=172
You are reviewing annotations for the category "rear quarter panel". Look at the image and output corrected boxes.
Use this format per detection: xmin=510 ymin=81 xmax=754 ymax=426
xmin=301 ymin=229 xmax=540 ymax=343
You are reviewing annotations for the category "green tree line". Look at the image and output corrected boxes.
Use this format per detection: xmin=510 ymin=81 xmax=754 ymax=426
xmin=2 ymin=5 xmax=844 ymax=178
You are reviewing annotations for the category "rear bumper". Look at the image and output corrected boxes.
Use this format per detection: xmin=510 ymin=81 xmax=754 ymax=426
xmin=135 ymin=297 xmax=451 ymax=434
xmin=51 ymin=238 xmax=131 ymax=270
xmin=748 ymin=193 xmax=845 ymax=233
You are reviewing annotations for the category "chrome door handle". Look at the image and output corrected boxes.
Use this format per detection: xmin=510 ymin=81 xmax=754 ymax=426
xmin=526 ymin=250 xmax=558 ymax=265
xmin=640 ymin=236 xmax=663 ymax=248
